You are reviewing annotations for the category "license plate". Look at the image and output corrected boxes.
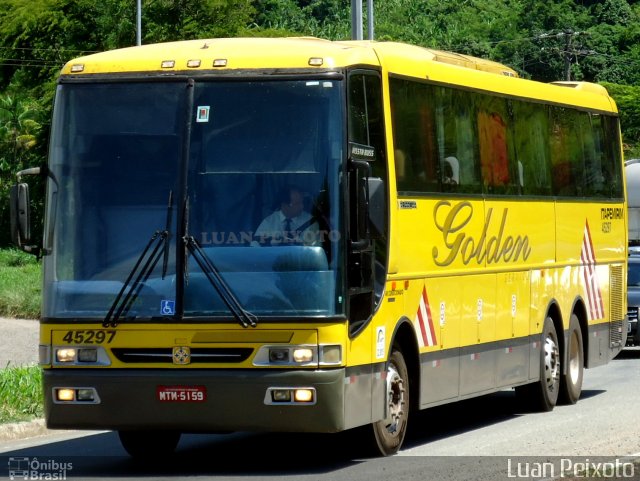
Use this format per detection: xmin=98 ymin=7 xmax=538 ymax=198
xmin=157 ymin=386 xmax=207 ymax=402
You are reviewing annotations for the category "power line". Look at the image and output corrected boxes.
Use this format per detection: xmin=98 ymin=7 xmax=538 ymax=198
xmin=0 ymin=62 xmax=65 ymax=69
xmin=0 ymin=46 xmax=99 ymax=54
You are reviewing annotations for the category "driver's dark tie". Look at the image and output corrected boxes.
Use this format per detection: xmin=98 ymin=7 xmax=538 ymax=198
xmin=284 ymin=218 xmax=292 ymax=240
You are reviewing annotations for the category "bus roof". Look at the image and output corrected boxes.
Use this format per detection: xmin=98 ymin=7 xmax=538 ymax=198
xmin=61 ymin=37 xmax=617 ymax=113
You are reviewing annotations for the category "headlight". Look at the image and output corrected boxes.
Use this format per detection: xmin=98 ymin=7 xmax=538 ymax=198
xmin=254 ymin=345 xmax=317 ymax=366
xmin=53 ymin=387 xmax=101 ymax=404
xmin=264 ymin=387 xmax=316 ymax=405
xmin=53 ymin=346 xmax=111 ymax=366
xmin=56 ymin=348 xmax=77 ymax=363
xmin=292 ymin=348 xmax=314 ymax=363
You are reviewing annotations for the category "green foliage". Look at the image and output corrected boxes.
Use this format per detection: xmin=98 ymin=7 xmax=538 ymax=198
xmin=0 ymin=249 xmax=41 ymax=319
xmin=0 ymin=94 xmax=45 ymax=247
xmin=0 ymin=365 xmax=43 ymax=423
xmin=141 ymin=0 xmax=255 ymax=43
xmin=251 ymin=0 xmax=350 ymax=38
xmin=0 ymin=0 xmax=639 ymax=250
xmin=602 ymin=82 xmax=640 ymax=158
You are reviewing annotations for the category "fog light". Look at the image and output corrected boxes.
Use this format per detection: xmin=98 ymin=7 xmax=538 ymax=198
xmin=56 ymin=348 xmax=76 ymax=363
xmin=292 ymin=348 xmax=313 ymax=363
xmin=76 ymin=389 xmax=95 ymax=401
xmin=56 ymin=388 xmax=75 ymax=402
xmin=294 ymin=389 xmax=314 ymax=403
xmin=78 ymin=349 xmax=98 ymax=362
xmin=269 ymin=349 xmax=289 ymax=363
xmin=271 ymin=389 xmax=292 ymax=402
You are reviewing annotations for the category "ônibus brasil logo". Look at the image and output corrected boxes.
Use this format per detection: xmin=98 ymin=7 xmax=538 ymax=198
xmin=8 ymin=457 xmax=73 ymax=480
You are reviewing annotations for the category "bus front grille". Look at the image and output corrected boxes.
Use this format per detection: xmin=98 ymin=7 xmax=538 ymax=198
xmin=111 ymin=347 xmax=253 ymax=364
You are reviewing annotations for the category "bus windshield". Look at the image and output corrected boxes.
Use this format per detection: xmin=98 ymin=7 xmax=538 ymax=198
xmin=43 ymin=79 xmax=345 ymax=320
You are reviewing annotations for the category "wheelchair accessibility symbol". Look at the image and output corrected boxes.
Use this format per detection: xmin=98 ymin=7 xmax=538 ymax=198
xmin=161 ymin=300 xmax=175 ymax=315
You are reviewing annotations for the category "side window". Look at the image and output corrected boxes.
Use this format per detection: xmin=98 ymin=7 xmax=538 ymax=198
xmin=476 ymin=95 xmax=518 ymax=194
xmin=434 ymin=86 xmax=481 ymax=194
xmin=511 ymin=100 xmax=552 ymax=196
xmin=582 ymin=113 xmax=607 ymax=197
xmin=602 ymin=115 xmax=623 ymax=199
xmin=348 ymin=71 xmax=388 ymax=319
xmin=551 ymin=107 xmax=586 ymax=196
xmin=349 ymin=72 xmax=386 ymax=169
xmin=390 ymin=77 xmax=439 ymax=193
xmin=587 ymin=113 xmax=623 ymax=198
xmin=348 ymin=71 xmax=388 ymax=208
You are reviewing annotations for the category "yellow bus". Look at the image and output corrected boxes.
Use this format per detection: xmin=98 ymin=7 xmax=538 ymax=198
xmin=11 ymin=37 xmax=627 ymax=457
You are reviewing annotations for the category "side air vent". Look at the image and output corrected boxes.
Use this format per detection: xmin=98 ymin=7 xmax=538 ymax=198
xmin=609 ymin=264 xmax=624 ymax=347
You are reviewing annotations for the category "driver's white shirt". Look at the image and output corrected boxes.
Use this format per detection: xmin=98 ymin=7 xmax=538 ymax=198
xmin=253 ymin=210 xmax=320 ymax=246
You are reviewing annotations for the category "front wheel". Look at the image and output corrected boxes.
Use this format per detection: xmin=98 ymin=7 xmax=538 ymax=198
xmin=559 ymin=314 xmax=584 ymax=405
xmin=371 ymin=348 xmax=409 ymax=456
xmin=118 ymin=430 xmax=181 ymax=459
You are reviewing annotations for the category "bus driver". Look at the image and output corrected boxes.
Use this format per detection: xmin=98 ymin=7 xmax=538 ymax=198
xmin=253 ymin=185 xmax=321 ymax=246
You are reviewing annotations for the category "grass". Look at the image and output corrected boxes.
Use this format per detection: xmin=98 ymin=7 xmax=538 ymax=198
xmin=0 ymin=248 xmax=41 ymax=319
xmin=0 ymin=248 xmax=43 ymax=423
xmin=0 ymin=365 xmax=43 ymax=423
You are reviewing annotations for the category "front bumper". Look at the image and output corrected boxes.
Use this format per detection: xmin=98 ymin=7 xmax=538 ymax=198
xmin=44 ymin=368 xmax=346 ymax=433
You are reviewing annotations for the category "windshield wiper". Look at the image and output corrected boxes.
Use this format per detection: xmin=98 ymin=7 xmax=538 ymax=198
xmin=183 ymin=235 xmax=257 ymax=328
xmin=103 ymin=192 xmax=173 ymax=328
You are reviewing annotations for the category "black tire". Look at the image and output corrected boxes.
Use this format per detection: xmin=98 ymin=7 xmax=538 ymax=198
xmin=559 ymin=314 xmax=584 ymax=405
xmin=516 ymin=317 xmax=560 ymax=412
xmin=370 ymin=348 xmax=410 ymax=456
xmin=118 ymin=430 xmax=181 ymax=459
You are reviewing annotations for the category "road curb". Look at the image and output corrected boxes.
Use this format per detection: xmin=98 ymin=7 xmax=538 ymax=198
xmin=0 ymin=419 xmax=48 ymax=442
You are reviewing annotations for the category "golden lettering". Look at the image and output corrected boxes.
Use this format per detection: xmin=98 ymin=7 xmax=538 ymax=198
xmin=432 ymin=201 xmax=531 ymax=266
xmin=432 ymin=201 xmax=473 ymax=266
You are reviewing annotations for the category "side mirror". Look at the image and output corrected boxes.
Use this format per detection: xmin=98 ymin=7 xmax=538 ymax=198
xmin=10 ymin=183 xmax=31 ymax=246
xmin=10 ymin=167 xmax=42 ymax=256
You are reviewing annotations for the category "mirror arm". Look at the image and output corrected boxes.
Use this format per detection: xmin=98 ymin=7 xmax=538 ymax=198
xmin=16 ymin=167 xmax=42 ymax=180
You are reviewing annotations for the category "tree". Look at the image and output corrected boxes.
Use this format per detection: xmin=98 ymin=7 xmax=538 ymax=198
xmin=141 ymin=0 xmax=255 ymax=42
xmin=602 ymin=82 xmax=640 ymax=159
xmin=0 ymin=94 xmax=43 ymax=246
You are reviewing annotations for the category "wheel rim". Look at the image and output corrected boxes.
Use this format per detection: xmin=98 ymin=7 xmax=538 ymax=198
xmin=567 ymin=330 xmax=581 ymax=384
xmin=544 ymin=334 xmax=560 ymax=391
xmin=383 ymin=363 xmax=406 ymax=435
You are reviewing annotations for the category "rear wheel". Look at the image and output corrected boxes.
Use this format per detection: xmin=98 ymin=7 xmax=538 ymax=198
xmin=118 ymin=430 xmax=181 ymax=459
xmin=516 ymin=317 xmax=560 ymax=411
xmin=371 ymin=348 xmax=409 ymax=456
xmin=559 ymin=314 xmax=584 ymax=405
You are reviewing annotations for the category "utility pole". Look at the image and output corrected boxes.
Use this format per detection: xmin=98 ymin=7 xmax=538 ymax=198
xmin=351 ymin=0 xmax=363 ymax=40
xmin=537 ymin=29 xmax=585 ymax=81
xmin=136 ymin=0 xmax=142 ymax=46
xmin=351 ymin=0 xmax=374 ymax=40
xmin=367 ymin=0 xmax=374 ymax=40
xmin=563 ymin=29 xmax=574 ymax=81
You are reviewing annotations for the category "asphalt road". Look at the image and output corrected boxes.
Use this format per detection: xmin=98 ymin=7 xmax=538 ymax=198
xmin=0 ymin=343 xmax=638 ymax=480
xmin=0 ymin=317 xmax=38 ymax=368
